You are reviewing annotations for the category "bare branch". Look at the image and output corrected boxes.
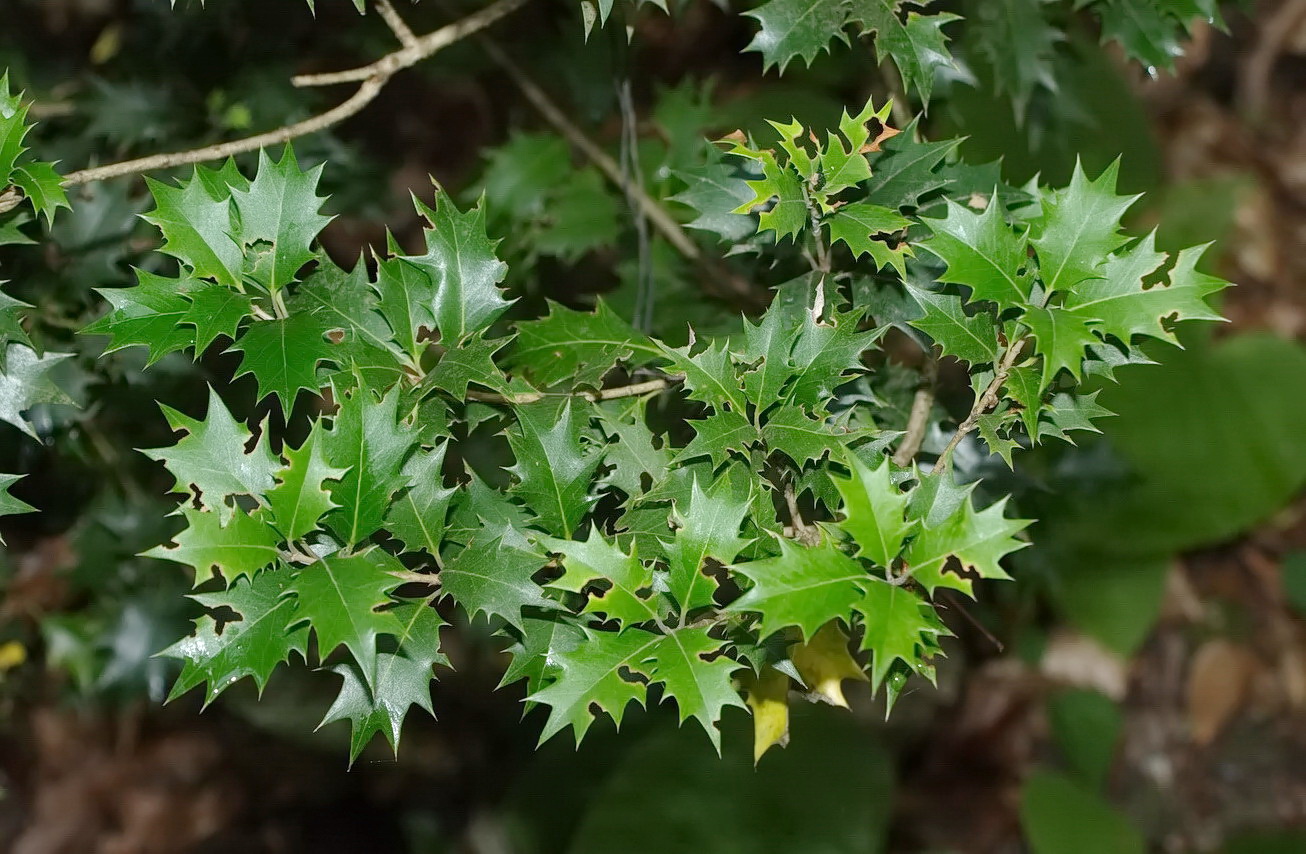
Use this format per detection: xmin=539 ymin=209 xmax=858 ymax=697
xmin=62 ymin=76 xmax=387 ymax=187
xmin=464 ymin=376 xmax=680 ymax=406
xmin=292 ymin=0 xmax=528 ymax=88
xmin=375 ymin=0 xmax=419 ymax=48
xmin=931 ymin=338 xmax=1026 ymax=475
xmin=893 ymin=355 xmax=937 ymax=467
xmin=59 ymin=0 xmax=527 ymax=187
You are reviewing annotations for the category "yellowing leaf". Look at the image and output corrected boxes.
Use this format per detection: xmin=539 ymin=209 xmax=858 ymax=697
xmin=790 ymin=621 xmax=867 ymax=708
xmin=742 ymin=666 xmax=791 ymax=764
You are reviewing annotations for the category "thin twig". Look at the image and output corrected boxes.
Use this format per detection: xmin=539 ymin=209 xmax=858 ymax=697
xmin=783 ymin=479 xmax=820 ymax=546
xmin=930 ymin=338 xmax=1026 ymax=475
xmin=57 ymin=0 xmax=526 ymax=187
xmin=477 ymin=38 xmax=701 ymax=264
xmin=893 ymin=355 xmax=937 ymax=467
xmin=375 ymin=0 xmax=420 ymax=48
xmin=465 ymin=376 xmax=678 ymax=406
xmin=292 ymin=0 xmax=528 ymax=87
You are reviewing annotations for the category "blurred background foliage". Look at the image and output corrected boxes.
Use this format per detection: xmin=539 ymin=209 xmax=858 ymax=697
xmin=2 ymin=0 xmax=1306 ymax=851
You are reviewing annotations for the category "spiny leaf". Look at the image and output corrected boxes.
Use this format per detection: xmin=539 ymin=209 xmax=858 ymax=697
xmin=729 ymin=537 xmax=868 ymax=641
xmin=905 ymin=492 xmax=1029 ymax=597
xmin=142 ymin=170 xmax=242 ymax=286
xmin=526 ymin=626 xmax=662 ymax=745
xmin=141 ymin=387 xmax=278 ymax=517
xmin=84 ymin=270 xmax=198 ymax=365
xmin=1032 ymin=160 xmax=1139 ymax=296
xmin=266 ymin=422 xmax=346 ymax=543
xmin=510 ymin=299 xmax=660 ymax=389
xmin=644 ymin=627 xmax=746 ymax=751
xmin=287 ymin=547 xmax=405 ymax=683
xmin=384 ymin=444 xmax=456 ymax=557
xmin=743 ymin=0 xmax=849 ymax=74
xmin=162 ymin=564 xmax=308 ymax=706
xmin=403 ymin=192 xmax=511 ymax=345
xmin=848 ymin=0 xmax=960 ymax=103
xmin=921 ymin=198 xmax=1032 ymax=309
xmin=833 ymin=455 xmax=914 ymax=569
xmin=228 ymin=311 xmax=337 ymax=414
xmin=543 ymin=528 xmax=660 ymax=627
xmin=322 ymin=384 xmax=418 ymax=546
xmin=906 ymin=287 xmax=1001 ymax=365
xmin=441 ymin=523 xmax=561 ymax=631
xmin=663 ymin=477 xmax=751 ymax=615
xmin=507 ymin=401 xmax=601 ymax=537
xmin=855 ymin=578 xmax=948 ymax=695
xmin=1023 ymin=304 xmax=1101 ymax=389
xmin=790 ymin=621 xmax=867 ymax=707
xmin=143 ymin=505 xmax=281 ymax=587
xmin=230 ymin=145 xmax=333 ymax=291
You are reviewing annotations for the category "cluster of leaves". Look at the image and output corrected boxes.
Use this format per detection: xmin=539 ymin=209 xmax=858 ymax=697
xmin=0 ymin=76 xmax=71 ymax=535
xmin=60 ymin=75 xmax=1226 ymax=763
xmin=584 ymin=0 xmax=1227 ymax=113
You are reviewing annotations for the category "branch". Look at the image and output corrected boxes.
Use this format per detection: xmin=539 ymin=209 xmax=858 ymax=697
xmin=375 ymin=0 xmax=419 ymax=49
xmin=1239 ymin=0 xmax=1306 ymax=121
xmin=58 ymin=0 xmax=526 ymax=187
xmin=292 ymin=0 xmax=528 ymax=88
xmin=783 ymin=479 xmax=820 ymax=547
xmin=930 ymin=337 xmax=1026 ymax=475
xmin=464 ymin=376 xmax=679 ymax=406
xmin=892 ymin=355 xmax=937 ymax=467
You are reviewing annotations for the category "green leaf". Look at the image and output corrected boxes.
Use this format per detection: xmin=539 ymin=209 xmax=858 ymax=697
xmin=738 ymin=305 xmax=801 ymax=409
xmin=787 ymin=307 xmax=879 ymax=410
xmin=442 ymin=524 xmax=560 ymax=630
xmin=905 ymin=491 xmax=1029 ymax=597
xmin=663 ymin=477 xmax=750 ymax=615
xmin=826 ymin=203 xmax=912 ymax=275
xmin=543 ymin=528 xmax=660 ymax=627
xmin=287 ymin=547 xmax=404 ymax=681
xmin=144 ymin=506 xmax=281 ymax=586
xmin=729 ymin=537 xmax=867 ymax=641
xmin=833 ymin=455 xmax=913 ymax=568
xmin=0 ymin=473 xmax=35 ymax=539
xmin=143 ymin=170 xmax=242 ymax=286
xmin=855 ymin=578 xmax=947 ymax=694
xmin=318 ymin=600 xmax=445 ymax=763
xmin=674 ymin=409 xmax=759 ymax=467
xmin=322 ymin=384 xmax=418 ymax=546
xmin=526 ymin=626 xmax=661 ymax=745
xmin=84 ymin=270 xmax=198 ymax=365
xmin=743 ymin=0 xmax=849 ymax=74
xmin=762 ymin=405 xmax=861 ymax=466
xmin=1023 ymin=305 xmax=1101 ymax=388
xmin=596 ymin=398 xmax=674 ymax=499
xmin=507 ymin=401 xmax=601 ymax=537
xmin=1031 ymin=160 xmax=1139 ymax=296
xmin=142 ymin=387 xmax=279 ymax=516
xmin=510 ymin=299 xmax=659 ymax=389
xmin=230 ymin=146 xmax=332 ymax=291
xmin=499 ymin=615 xmax=587 ymax=696
xmin=1064 ymin=235 xmax=1225 ymax=346
xmin=968 ymin=0 xmax=1061 ymax=122
xmin=673 ymin=145 xmax=758 ymax=243
xmin=534 ymin=167 xmax=621 ymax=261
xmin=182 ymin=284 xmax=253 ymax=352
xmin=658 ymin=339 xmax=746 ymax=413
xmin=906 ymin=287 xmax=1000 ymax=365
xmin=266 ymin=422 xmax=346 ymax=543
xmin=384 ymin=444 xmax=456 ymax=557
xmin=726 ymin=147 xmax=808 ymax=242
xmin=12 ymin=161 xmax=70 ymax=225
xmin=228 ymin=311 xmax=337 ymax=413
xmin=403 ymin=192 xmax=511 ymax=345
xmin=426 ymin=332 xmax=511 ymax=399
xmin=162 ymin=564 xmax=308 ymax=705
xmin=848 ymin=0 xmax=960 ymax=103
xmin=372 ymin=256 xmax=435 ymax=363
xmin=644 ymin=627 xmax=745 ymax=751
xmin=920 ymin=198 xmax=1032 ymax=309
xmin=290 ymin=260 xmax=410 ymax=381
xmin=864 ymin=124 xmax=960 ymax=210
xmin=1047 ymin=688 xmax=1122 ymax=791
